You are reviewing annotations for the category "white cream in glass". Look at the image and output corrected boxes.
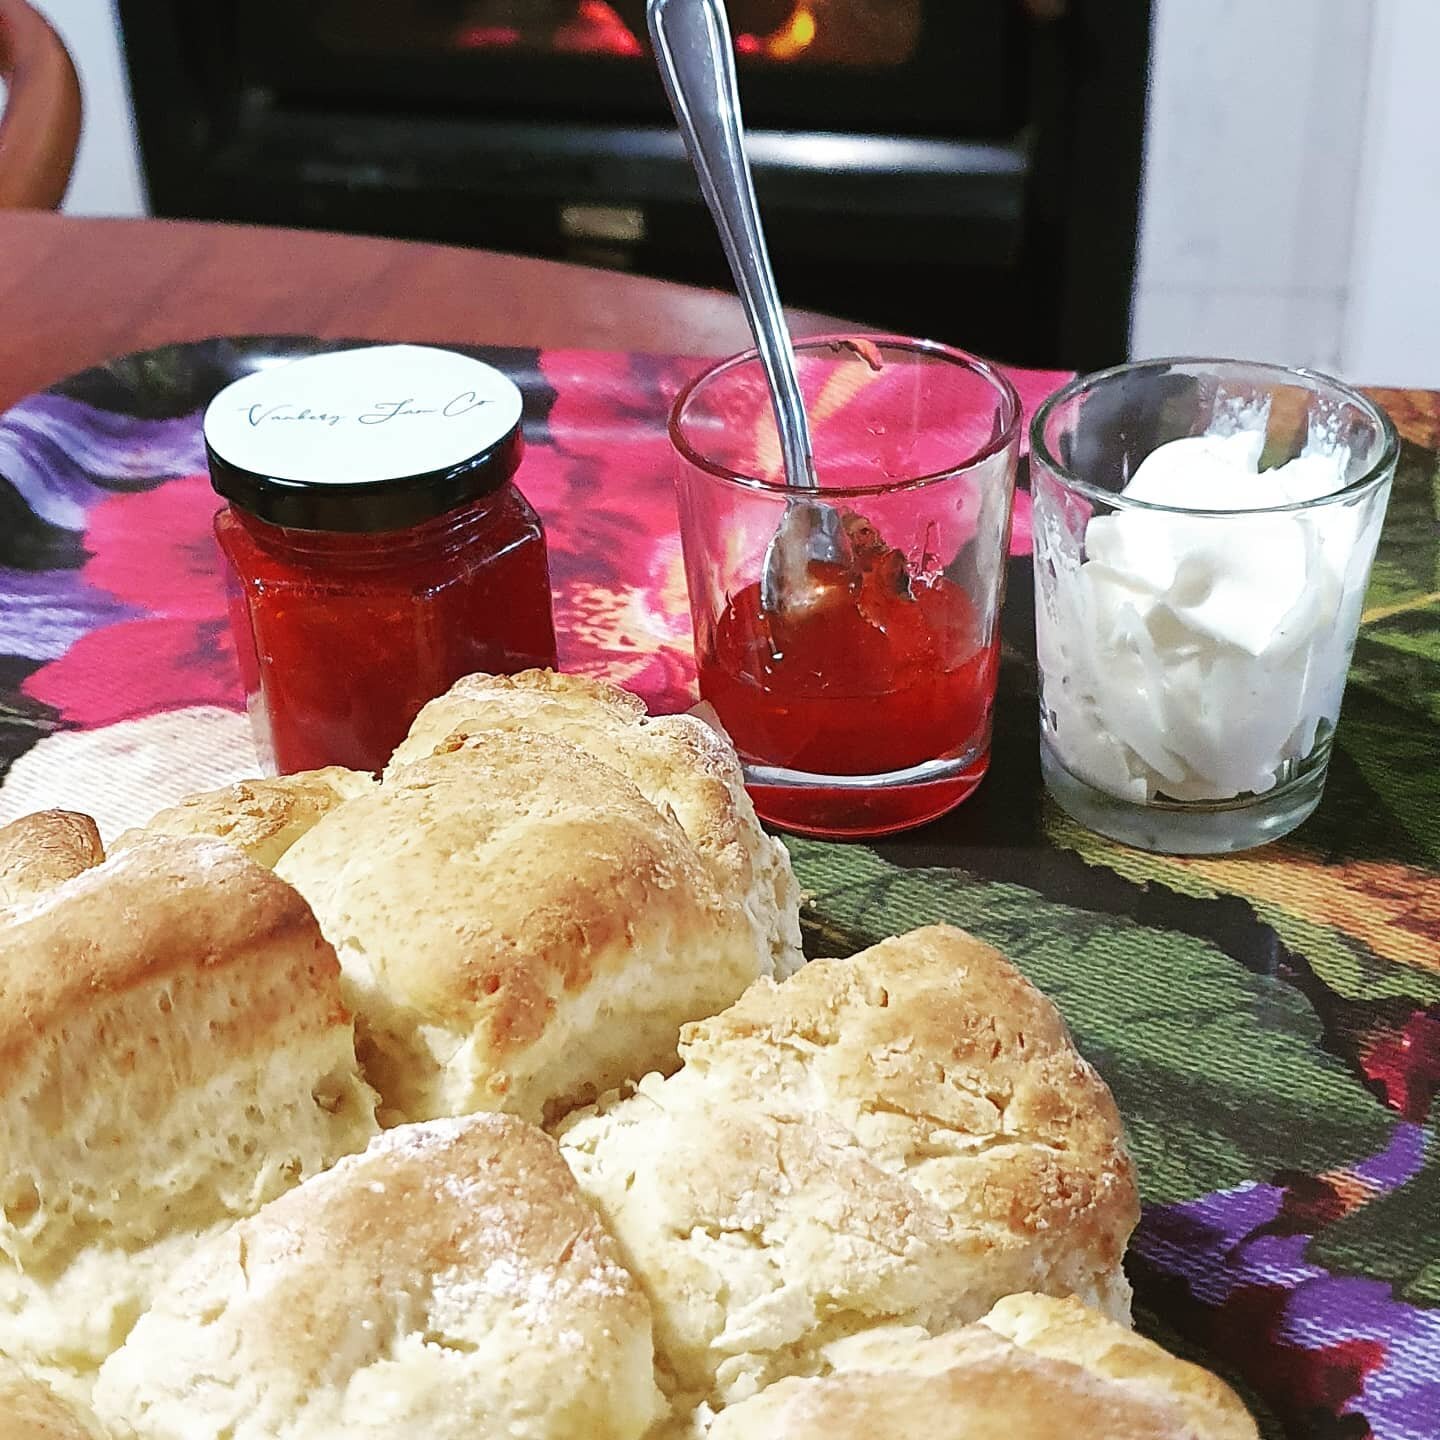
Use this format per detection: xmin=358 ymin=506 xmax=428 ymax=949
xmin=1031 ymin=360 xmax=1397 ymax=854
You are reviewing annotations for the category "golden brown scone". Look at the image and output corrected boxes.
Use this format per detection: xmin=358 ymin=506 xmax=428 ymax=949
xmin=683 ymin=924 xmax=1137 ymax=1278
xmin=978 ymin=1295 xmax=1258 ymax=1438
xmin=93 ymin=1114 xmax=664 ymax=1440
xmin=386 ymin=670 xmax=648 ymax=766
xmin=0 ymin=837 xmax=378 ymax=1389
xmin=277 ymin=729 xmax=764 ymax=1127
xmin=111 ymin=768 xmax=376 ymax=869
xmin=0 ymin=1356 xmax=108 ymax=1439
xmin=703 ymin=1298 xmax=1258 ymax=1440
xmin=386 ymin=670 xmax=803 ymax=979
xmin=559 ymin=926 xmax=1138 ymax=1412
xmin=0 ymin=811 xmax=103 ymax=907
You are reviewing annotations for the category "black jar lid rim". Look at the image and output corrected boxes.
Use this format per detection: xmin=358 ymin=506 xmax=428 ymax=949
xmin=206 ymin=426 xmax=525 ymax=533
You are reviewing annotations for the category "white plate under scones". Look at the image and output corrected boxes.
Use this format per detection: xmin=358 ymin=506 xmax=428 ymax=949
xmin=0 ymin=670 xmax=1259 ymax=1439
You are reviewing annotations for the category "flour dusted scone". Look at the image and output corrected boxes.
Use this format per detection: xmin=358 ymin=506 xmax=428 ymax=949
xmin=93 ymin=1114 xmax=664 ymax=1440
xmin=277 ymin=729 xmax=763 ymax=1127
xmin=0 ymin=837 xmax=378 ymax=1390
xmin=559 ymin=926 xmax=1137 ymax=1412
xmin=0 ymin=1356 xmax=109 ymax=1439
xmin=112 ymin=768 xmax=376 ymax=869
xmin=703 ymin=1296 xmax=1258 ymax=1440
xmin=386 ymin=670 xmax=803 ymax=979
xmin=0 ymin=812 xmax=103 ymax=907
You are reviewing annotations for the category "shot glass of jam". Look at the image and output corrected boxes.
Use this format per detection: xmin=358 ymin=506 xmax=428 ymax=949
xmin=670 ymin=336 xmax=1021 ymax=838
xmin=206 ymin=344 xmax=557 ymax=775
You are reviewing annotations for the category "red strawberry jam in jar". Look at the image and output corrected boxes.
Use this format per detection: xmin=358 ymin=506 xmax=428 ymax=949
xmin=205 ymin=344 xmax=557 ymax=774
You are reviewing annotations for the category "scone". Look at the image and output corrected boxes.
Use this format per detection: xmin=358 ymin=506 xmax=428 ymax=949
xmin=386 ymin=671 xmax=649 ymax=758
xmin=0 ymin=1356 xmax=109 ymax=1439
xmin=0 ymin=837 xmax=378 ymax=1390
xmin=111 ymin=768 xmax=376 ymax=869
xmin=0 ymin=811 xmax=103 ymax=907
xmin=559 ymin=926 xmax=1138 ymax=1412
xmin=385 ymin=670 xmax=803 ymax=979
xmin=703 ymin=1296 xmax=1258 ymax=1439
xmin=93 ymin=1114 xmax=664 ymax=1440
xmin=277 ymin=729 xmax=765 ymax=1127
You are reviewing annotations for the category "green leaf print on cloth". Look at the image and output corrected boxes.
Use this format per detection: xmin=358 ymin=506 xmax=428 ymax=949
xmin=1358 ymin=438 xmax=1439 ymax=619
xmin=1047 ymin=813 xmax=1440 ymax=1007
xmin=1338 ymin=437 xmax=1440 ymax=864
xmin=789 ymin=838 xmax=1396 ymax=1206
xmin=1347 ymin=634 xmax=1440 ymax=735
xmin=1330 ymin=689 xmax=1440 ymax=868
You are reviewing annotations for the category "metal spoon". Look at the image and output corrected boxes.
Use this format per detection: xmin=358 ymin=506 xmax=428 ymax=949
xmin=648 ymin=0 xmax=852 ymax=615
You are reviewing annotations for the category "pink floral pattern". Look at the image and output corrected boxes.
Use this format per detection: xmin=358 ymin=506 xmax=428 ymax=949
xmin=25 ymin=475 xmax=240 ymax=727
xmin=17 ymin=345 xmax=1063 ymax=729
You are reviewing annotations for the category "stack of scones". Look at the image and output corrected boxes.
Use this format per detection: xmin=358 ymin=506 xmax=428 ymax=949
xmin=0 ymin=671 xmax=1257 ymax=1439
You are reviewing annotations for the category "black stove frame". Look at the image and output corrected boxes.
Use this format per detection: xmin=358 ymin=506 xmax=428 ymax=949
xmin=116 ymin=0 xmax=1150 ymax=370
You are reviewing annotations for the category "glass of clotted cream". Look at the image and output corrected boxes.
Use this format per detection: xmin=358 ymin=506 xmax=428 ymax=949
xmin=1031 ymin=358 xmax=1398 ymax=855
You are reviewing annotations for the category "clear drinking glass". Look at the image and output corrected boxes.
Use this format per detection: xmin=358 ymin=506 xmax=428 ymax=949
xmin=670 ymin=336 xmax=1021 ymax=838
xmin=1031 ymin=358 xmax=1398 ymax=854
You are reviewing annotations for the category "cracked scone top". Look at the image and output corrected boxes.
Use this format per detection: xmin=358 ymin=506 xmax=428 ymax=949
xmin=705 ymin=1295 xmax=1259 ymax=1440
xmin=0 ymin=810 xmax=103 ymax=908
xmin=0 ymin=836 xmax=378 ymax=1389
xmin=0 ymin=1356 xmax=108 ymax=1439
xmin=277 ymin=727 xmax=767 ymax=1126
xmin=92 ymin=1113 xmax=664 ymax=1440
xmin=559 ymin=925 xmax=1138 ymax=1412
xmin=112 ymin=768 xmax=377 ymax=869
xmin=386 ymin=669 xmax=804 ymax=979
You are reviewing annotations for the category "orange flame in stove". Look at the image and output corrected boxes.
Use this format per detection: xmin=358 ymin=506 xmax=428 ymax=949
xmin=768 ymin=5 xmax=818 ymax=59
xmin=454 ymin=2 xmax=643 ymax=56
xmin=737 ymin=3 xmax=820 ymax=62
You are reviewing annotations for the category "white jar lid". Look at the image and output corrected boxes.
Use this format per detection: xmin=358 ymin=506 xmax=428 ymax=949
xmin=204 ymin=344 xmax=525 ymax=532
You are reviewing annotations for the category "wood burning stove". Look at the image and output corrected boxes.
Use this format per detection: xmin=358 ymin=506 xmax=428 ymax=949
xmin=116 ymin=0 xmax=1150 ymax=368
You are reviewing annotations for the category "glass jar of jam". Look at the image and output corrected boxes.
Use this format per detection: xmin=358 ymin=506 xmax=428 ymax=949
xmin=205 ymin=344 xmax=557 ymax=774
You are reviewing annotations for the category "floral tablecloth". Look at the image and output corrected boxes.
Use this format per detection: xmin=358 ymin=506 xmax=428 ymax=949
xmin=1 ymin=340 xmax=1436 ymax=1439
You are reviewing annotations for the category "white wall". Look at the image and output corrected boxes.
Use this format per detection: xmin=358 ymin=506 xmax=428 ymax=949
xmin=1132 ymin=0 xmax=1440 ymax=388
xmin=33 ymin=0 xmax=147 ymax=216
xmin=1130 ymin=0 xmax=1371 ymax=375
xmin=1341 ymin=0 xmax=1440 ymax=387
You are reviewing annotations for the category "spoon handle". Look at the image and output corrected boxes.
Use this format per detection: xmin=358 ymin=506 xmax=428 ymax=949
xmin=648 ymin=0 xmax=815 ymax=490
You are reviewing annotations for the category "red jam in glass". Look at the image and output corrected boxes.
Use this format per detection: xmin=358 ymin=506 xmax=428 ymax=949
xmin=697 ymin=514 xmax=998 ymax=836
xmin=206 ymin=344 xmax=556 ymax=774
xmin=215 ymin=494 xmax=556 ymax=774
